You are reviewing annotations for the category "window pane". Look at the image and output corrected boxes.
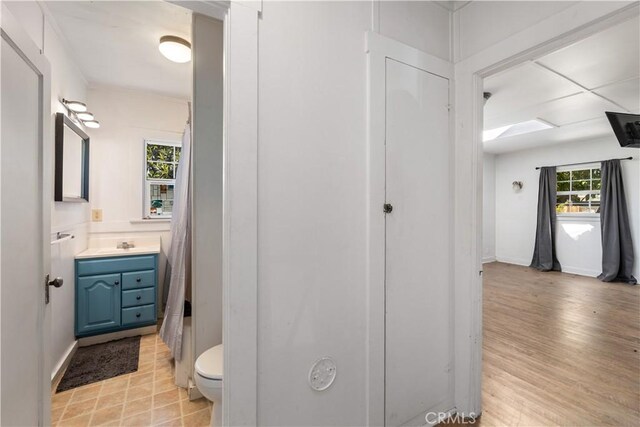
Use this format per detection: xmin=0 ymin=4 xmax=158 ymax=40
xmin=593 ymin=168 xmax=601 ymax=179
xmin=556 ymin=195 xmax=570 ymax=213
xmin=590 ymin=193 xmax=601 ymax=202
xmin=175 ymin=147 xmax=181 ymax=162
xmin=149 ymin=183 xmax=175 ymax=216
xmin=572 ymin=180 xmax=590 ymax=191
xmin=147 ymin=161 xmax=175 ymax=179
xmin=557 ymin=181 xmax=570 ymax=191
xmin=571 ymin=169 xmax=590 ymax=180
xmin=571 ymin=194 xmax=592 ymax=203
xmin=147 ymin=144 xmax=175 ymax=162
xmin=557 ymin=171 xmax=570 ymax=181
xmin=592 ymin=179 xmax=601 ymax=190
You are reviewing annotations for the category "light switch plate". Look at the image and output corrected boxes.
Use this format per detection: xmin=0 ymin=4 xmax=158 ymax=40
xmin=308 ymin=357 xmax=337 ymax=391
xmin=91 ymin=209 xmax=103 ymax=222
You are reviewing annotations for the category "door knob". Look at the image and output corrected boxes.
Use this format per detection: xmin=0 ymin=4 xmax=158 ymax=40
xmin=136 ymin=278 xmax=141 ymax=283
xmin=48 ymin=277 xmax=64 ymax=288
xmin=383 ymin=203 xmax=393 ymax=213
xmin=136 ymin=295 xmax=142 ymax=300
xmin=45 ymin=274 xmax=63 ymax=304
xmin=114 ymin=280 xmax=120 ymax=286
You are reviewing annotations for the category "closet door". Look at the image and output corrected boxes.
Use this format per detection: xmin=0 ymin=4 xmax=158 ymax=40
xmin=384 ymin=58 xmax=452 ymax=426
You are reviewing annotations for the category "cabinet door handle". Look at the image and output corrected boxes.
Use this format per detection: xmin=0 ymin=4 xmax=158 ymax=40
xmin=136 ymin=313 xmax=141 ymax=318
xmin=136 ymin=278 xmax=141 ymax=283
xmin=136 ymin=295 xmax=142 ymax=300
xmin=114 ymin=280 xmax=120 ymax=286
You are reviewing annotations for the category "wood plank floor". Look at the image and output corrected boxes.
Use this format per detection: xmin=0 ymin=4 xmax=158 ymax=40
xmin=449 ymin=262 xmax=640 ymax=426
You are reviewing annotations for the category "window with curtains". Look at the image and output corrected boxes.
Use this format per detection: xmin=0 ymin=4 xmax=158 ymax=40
xmin=144 ymin=140 xmax=181 ymax=218
xmin=556 ymin=166 xmax=601 ymax=215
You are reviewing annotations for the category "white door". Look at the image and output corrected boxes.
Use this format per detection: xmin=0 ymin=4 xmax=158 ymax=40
xmin=1 ymin=7 xmax=52 ymax=426
xmin=384 ymin=58 xmax=452 ymax=426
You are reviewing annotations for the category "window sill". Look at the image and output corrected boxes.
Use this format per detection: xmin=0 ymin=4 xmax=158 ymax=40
xmin=557 ymin=214 xmax=600 ymax=222
xmin=129 ymin=218 xmax=172 ymax=224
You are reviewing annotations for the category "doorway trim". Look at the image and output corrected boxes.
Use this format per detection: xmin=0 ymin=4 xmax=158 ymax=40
xmin=171 ymin=1 xmax=260 ymax=425
xmin=0 ymin=4 xmax=52 ymax=426
xmin=365 ymin=31 xmax=454 ymax=426
xmin=455 ymin=1 xmax=640 ymax=416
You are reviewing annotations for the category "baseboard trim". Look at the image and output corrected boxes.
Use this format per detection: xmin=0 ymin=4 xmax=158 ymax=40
xmin=496 ymin=256 xmax=530 ymax=267
xmin=78 ymin=325 xmax=157 ymax=347
xmin=482 ymin=256 xmax=496 ymax=264
xmin=188 ymin=378 xmax=203 ymax=400
xmin=560 ymin=266 xmax=599 ymax=278
xmin=496 ymin=257 xmax=599 ymax=278
xmin=52 ymin=341 xmax=78 ymax=388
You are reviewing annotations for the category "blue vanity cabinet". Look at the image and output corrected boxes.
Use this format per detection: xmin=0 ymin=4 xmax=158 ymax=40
xmin=75 ymin=254 xmax=158 ymax=337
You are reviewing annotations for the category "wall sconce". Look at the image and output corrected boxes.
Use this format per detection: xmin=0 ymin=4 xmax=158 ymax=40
xmin=512 ymin=181 xmax=523 ymax=192
xmin=60 ymin=98 xmax=100 ymax=129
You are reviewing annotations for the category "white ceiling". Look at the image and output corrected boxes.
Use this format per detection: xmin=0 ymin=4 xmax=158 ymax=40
xmin=44 ymin=1 xmax=192 ymax=98
xmin=483 ymin=16 xmax=640 ymax=154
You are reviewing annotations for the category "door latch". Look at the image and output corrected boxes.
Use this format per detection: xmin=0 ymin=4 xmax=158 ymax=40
xmin=45 ymin=274 xmax=64 ymax=304
xmin=383 ymin=203 xmax=393 ymax=214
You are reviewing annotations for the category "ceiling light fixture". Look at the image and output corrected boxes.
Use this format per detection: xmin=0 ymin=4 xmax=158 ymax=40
xmin=159 ymin=35 xmax=191 ymax=63
xmin=62 ymin=99 xmax=87 ymax=112
xmin=76 ymin=112 xmax=94 ymax=121
xmin=483 ymin=119 xmax=556 ymax=142
xmin=83 ymin=120 xmax=100 ymax=129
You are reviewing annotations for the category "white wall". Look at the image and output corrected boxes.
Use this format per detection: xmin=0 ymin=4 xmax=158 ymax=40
xmin=482 ymin=153 xmax=496 ymax=263
xmin=86 ymin=85 xmax=189 ymax=308
xmin=5 ymin=0 xmax=91 ymax=380
xmin=494 ymin=137 xmax=639 ymax=278
xmin=255 ymin=2 xmax=451 ymax=425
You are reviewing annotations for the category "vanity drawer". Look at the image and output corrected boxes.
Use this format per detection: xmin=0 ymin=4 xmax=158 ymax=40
xmin=77 ymin=256 xmax=156 ymax=276
xmin=122 ymin=304 xmax=155 ymax=326
xmin=122 ymin=270 xmax=155 ymax=290
xmin=122 ymin=287 xmax=155 ymax=308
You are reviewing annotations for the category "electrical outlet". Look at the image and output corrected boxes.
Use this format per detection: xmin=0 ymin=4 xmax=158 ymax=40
xmin=92 ymin=209 xmax=103 ymax=222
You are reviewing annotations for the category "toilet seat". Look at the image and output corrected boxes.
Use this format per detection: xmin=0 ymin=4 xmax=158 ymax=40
xmin=195 ymin=344 xmax=223 ymax=380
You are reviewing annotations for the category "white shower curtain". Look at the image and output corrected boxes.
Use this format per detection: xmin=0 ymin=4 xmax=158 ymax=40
xmin=160 ymin=123 xmax=191 ymax=361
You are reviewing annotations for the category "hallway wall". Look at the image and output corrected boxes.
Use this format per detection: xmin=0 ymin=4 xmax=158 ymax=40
xmin=255 ymin=2 xmax=451 ymax=424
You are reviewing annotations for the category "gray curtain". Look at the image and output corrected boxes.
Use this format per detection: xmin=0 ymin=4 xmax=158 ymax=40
xmin=598 ymin=159 xmax=637 ymax=284
xmin=530 ymin=166 xmax=562 ymax=272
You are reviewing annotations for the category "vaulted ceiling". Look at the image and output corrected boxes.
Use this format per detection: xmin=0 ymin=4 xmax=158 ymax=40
xmin=44 ymin=1 xmax=191 ymax=98
xmin=483 ymin=16 xmax=640 ymax=154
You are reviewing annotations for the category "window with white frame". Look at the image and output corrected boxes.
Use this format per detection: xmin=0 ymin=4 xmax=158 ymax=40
xmin=556 ymin=166 xmax=601 ymax=215
xmin=144 ymin=140 xmax=181 ymax=218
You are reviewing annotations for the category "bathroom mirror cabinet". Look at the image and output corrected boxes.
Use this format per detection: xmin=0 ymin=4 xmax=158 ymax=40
xmin=54 ymin=112 xmax=90 ymax=202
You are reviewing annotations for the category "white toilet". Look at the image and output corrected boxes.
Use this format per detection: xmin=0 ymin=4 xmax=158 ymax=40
xmin=194 ymin=344 xmax=223 ymax=427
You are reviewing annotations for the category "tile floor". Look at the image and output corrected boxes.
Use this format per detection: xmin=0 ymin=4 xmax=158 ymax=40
xmin=52 ymin=333 xmax=212 ymax=427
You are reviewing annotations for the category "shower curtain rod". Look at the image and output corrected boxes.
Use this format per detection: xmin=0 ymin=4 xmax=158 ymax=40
xmin=535 ymin=156 xmax=633 ymax=170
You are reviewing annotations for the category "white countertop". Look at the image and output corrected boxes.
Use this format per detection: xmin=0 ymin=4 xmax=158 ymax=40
xmin=75 ymin=236 xmax=161 ymax=259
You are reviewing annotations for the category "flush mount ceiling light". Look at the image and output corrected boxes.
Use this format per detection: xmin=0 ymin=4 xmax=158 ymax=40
xmin=159 ymin=35 xmax=191 ymax=63
xmin=483 ymin=119 xmax=556 ymax=142
xmin=83 ymin=120 xmax=100 ymax=129
xmin=62 ymin=99 xmax=87 ymax=112
xmin=76 ymin=112 xmax=94 ymax=121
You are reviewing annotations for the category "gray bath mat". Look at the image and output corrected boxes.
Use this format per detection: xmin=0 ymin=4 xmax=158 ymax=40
xmin=56 ymin=336 xmax=140 ymax=392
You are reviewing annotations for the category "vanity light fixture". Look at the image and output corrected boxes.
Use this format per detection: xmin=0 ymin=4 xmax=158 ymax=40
xmin=61 ymin=98 xmax=100 ymax=130
xmin=62 ymin=99 xmax=87 ymax=112
xmin=76 ymin=112 xmax=94 ymax=121
xmin=83 ymin=120 xmax=100 ymax=129
xmin=159 ymin=35 xmax=191 ymax=63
